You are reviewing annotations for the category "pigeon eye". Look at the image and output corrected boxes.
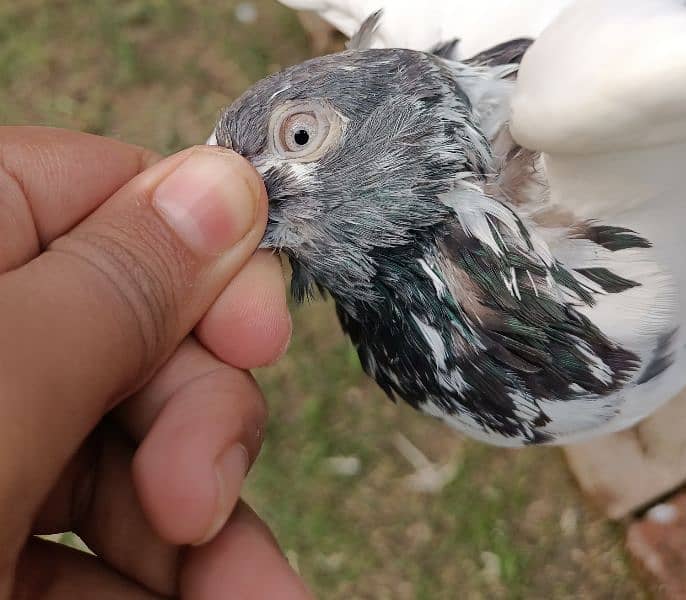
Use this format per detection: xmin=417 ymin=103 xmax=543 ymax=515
xmin=279 ymin=112 xmax=319 ymax=152
xmin=293 ymin=129 xmax=310 ymax=146
xmin=270 ymin=100 xmax=343 ymax=162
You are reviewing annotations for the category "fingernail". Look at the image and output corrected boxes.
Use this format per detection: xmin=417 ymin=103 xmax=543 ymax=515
xmin=153 ymin=149 xmax=260 ymax=256
xmin=194 ymin=444 xmax=250 ymax=546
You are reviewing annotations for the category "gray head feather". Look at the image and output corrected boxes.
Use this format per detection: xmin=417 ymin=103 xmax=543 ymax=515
xmin=215 ymin=49 xmax=491 ymax=306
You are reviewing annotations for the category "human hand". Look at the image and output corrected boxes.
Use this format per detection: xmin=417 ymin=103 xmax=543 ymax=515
xmin=0 ymin=127 xmax=310 ymax=599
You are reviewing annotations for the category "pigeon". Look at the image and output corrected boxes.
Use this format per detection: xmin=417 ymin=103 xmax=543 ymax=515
xmin=207 ymin=1 xmax=686 ymax=446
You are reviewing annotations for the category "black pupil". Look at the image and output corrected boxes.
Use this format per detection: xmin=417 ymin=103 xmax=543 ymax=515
xmin=293 ymin=129 xmax=310 ymax=146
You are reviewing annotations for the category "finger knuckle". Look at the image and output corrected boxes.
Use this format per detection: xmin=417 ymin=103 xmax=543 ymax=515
xmin=214 ymin=368 xmax=268 ymax=456
xmin=51 ymin=217 xmax=188 ymax=376
xmin=252 ymin=381 xmax=269 ymax=425
xmin=236 ymin=368 xmax=269 ymax=426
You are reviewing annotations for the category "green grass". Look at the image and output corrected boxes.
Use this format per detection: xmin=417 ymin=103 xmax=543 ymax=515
xmin=2 ymin=2 xmax=646 ymax=597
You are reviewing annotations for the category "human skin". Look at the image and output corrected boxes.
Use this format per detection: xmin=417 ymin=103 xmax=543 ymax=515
xmin=0 ymin=127 xmax=311 ymax=599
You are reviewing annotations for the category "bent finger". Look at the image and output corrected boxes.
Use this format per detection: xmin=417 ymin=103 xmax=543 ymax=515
xmin=34 ymin=425 xmax=179 ymax=596
xmin=181 ymin=503 xmax=314 ymax=600
xmin=131 ymin=352 xmax=267 ymax=546
xmin=15 ymin=538 xmax=164 ymax=600
xmin=33 ymin=426 xmax=309 ymax=598
xmin=0 ymin=126 xmax=159 ymax=272
xmin=197 ymin=249 xmax=291 ymax=370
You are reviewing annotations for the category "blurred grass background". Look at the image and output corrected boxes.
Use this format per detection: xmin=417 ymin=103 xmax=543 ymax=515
xmin=1 ymin=1 xmax=647 ymax=598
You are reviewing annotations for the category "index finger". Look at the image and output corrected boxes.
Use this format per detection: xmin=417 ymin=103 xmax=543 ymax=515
xmin=182 ymin=503 xmax=314 ymax=600
xmin=0 ymin=126 xmax=160 ymax=272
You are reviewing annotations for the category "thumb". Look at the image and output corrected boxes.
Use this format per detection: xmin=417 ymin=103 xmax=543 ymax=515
xmin=0 ymin=145 xmax=267 ymax=527
xmin=46 ymin=144 xmax=268 ymax=399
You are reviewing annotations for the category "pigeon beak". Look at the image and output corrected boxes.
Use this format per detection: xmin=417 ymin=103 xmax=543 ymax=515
xmin=206 ymin=128 xmax=235 ymax=152
xmin=206 ymin=129 xmax=218 ymax=146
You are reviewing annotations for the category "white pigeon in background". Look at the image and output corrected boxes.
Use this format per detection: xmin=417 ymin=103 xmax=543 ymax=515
xmin=510 ymin=0 xmax=686 ymax=434
xmin=215 ymin=0 xmax=686 ymax=444
xmin=280 ymin=0 xmax=574 ymax=56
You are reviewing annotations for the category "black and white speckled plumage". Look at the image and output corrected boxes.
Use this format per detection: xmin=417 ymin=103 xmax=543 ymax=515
xmin=211 ymin=36 xmax=680 ymax=446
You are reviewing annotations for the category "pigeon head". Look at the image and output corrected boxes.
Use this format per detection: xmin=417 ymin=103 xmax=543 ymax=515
xmin=212 ymin=49 xmax=492 ymax=305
